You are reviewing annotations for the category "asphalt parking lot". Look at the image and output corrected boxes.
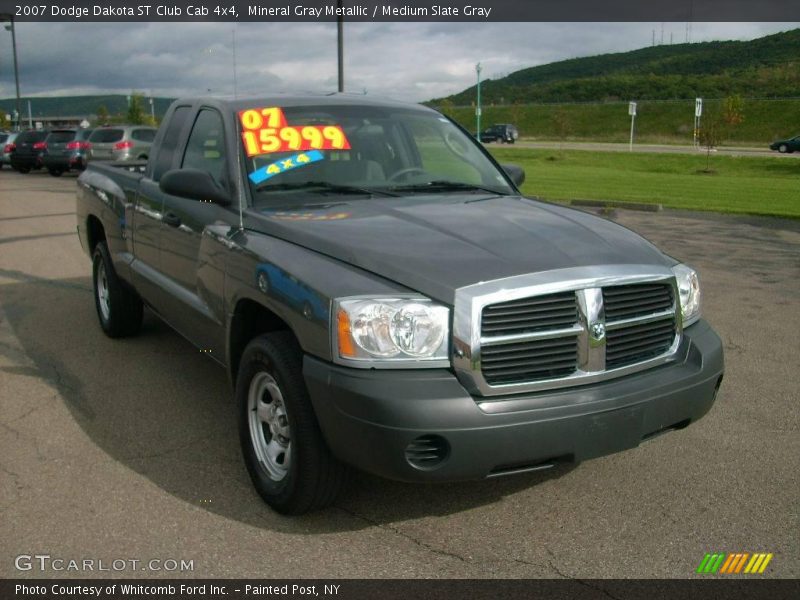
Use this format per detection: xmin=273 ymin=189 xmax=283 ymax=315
xmin=1 ymin=169 xmax=798 ymax=579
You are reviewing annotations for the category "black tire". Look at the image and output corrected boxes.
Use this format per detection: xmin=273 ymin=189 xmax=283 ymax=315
xmin=91 ymin=241 xmax=143 ymax=338
xmin=237 ymin=331 xmax=347 ymax=515
xmin=48 ymin=169 xmax=63 ymax=177
xmin=16 ymin=166 xmax=30 ymax=174
xmin=778 ymin=144 xmax=788 ymax=153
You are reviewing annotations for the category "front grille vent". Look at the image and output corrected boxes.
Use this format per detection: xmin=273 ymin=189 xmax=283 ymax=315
xmin=481 ymin=291 xmax=577 ymax=337
xmin=481 ymin=336 xmax=578 ymax=385
xmin=606 ymin=317 xmax=676 ymax=369
xmin=603 ymin=283 xmax=673 ymax=321
xmin=604 ymin=283 xmax=676 ymax=370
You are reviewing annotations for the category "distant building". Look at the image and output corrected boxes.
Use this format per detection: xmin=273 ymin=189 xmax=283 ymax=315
xmin=27 ymin=115 xmax=94 ymax=129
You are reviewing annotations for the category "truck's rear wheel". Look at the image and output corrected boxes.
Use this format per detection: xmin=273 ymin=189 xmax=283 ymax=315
xmin=92 ymin=241 xmax=143 ymax=337
xmin=237 ymin=332 xmax=347 ymax=514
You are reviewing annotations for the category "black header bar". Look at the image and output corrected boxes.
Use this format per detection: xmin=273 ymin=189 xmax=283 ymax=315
xmin=3 ymin=579 xmax=800 ymax=600
xmin=0 ymin=0 xmax=799 ymax=22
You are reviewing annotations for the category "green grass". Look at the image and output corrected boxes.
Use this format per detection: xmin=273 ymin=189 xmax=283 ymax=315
xmin=489 ymin=147 xmax=800 ymax=218
xmin=445 ymin=98 xmax=800 ymax=146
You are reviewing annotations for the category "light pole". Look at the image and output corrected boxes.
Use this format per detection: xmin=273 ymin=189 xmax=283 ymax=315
xmin=475 ymin=62 xmax=482 ymax=141
xmin=1 ymin=14 xmax=22 ymax=131
xmin=336 ymin=0 xmax=344 ymax=92
xmin=232 ymin=28 xmax=238 ymax=98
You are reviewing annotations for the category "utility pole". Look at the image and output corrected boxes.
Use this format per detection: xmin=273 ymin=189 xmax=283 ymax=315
xmin=232 ymin=28 xmax=238 ymax=98
xmin=337 ymin=0 xmax=344 ymax=92
xmin=475 ymin=62 xmax=482 ymax=141
xmin=2 ymin=15 xmax=22 ymax=131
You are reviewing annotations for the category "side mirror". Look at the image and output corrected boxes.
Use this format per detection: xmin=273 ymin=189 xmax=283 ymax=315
xmin=501 ymin=163 xmax=525 ymax=187
xmin=160 ymin=168 xmax=231 ymax=206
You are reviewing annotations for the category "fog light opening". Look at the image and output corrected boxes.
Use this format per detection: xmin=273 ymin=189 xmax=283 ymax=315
xmin=404 ymin=435 xmax=450 ymax=470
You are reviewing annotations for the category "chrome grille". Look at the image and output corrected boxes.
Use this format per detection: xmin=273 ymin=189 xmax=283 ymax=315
xmin=606 ymin=317 xmax=676 ymax=369
xmin=481 ymin=336 xmax=578 ymax=385
xmin=481 ymin=292 xmax=578 ymax=336
xmin=604 ymin=283 xmax=676 ymax=370
xmin=454 ymin=266 xmax=683 ymax=397
xmin=603 ymin=283 xmax=673 ymax=321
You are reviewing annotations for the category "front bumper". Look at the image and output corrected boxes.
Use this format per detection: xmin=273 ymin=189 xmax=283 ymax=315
xmin=304 ymin=319 xmax=724 ymax=482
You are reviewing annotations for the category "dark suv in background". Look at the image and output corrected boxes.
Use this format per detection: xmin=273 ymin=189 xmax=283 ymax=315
xmin=87 ymin=126 xmax=157 ymax=163
xmin=480 ymin=123 xmax=519 ymax=144
xmin=42 ymin=128 xmax=93 ymax=176
xmin=9 ymin=129 xmax=49 ymax=173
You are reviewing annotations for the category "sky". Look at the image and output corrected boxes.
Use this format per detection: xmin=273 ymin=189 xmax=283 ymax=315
xmin=0 ymin=22 xmax=797 ymax=103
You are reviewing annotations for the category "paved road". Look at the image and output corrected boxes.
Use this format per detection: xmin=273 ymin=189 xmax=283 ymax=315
xmin=503 ymin=140 xmax=798 ymax=158
xmin=1 ymin=170 xmax=798 ymax=579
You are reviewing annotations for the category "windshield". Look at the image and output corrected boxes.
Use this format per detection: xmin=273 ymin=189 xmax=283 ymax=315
xmin=241 ymin=104 xmax=514 ymax=206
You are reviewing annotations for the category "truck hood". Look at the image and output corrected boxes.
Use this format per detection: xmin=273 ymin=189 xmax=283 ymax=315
xmin=244 ymin=195 xmax=673 ymax=303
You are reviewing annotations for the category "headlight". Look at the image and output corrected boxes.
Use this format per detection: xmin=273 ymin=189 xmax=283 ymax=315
xmin=334 ymin=297 xmax=450 ymax=367
xmin=671 ymin=263 xmax=701 ymax=326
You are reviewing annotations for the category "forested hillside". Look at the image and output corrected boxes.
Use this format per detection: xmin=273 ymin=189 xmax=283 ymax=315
xmin=430 ymin=28 xmax=800 ymax=105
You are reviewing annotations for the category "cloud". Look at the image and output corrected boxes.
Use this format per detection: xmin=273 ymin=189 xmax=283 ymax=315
xmin=0 ymin=21 xmax=797 ymax=103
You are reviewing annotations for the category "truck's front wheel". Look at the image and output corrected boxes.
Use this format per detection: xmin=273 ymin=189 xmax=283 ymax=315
xmin=237 ymin=332 xmax=347 ymax=514
xmin=92 ymin=241 xmax=143 ymax=337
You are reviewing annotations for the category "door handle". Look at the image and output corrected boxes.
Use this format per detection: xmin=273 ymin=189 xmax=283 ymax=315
xmin=162 ymin=212 xmax=181 ymax=228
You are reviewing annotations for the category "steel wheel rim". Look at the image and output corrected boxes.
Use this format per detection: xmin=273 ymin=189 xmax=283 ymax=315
xmin=248 ymin=371 xmax=292 ymax=482
xmin=96 ymin=261 xmax=111 ymax=321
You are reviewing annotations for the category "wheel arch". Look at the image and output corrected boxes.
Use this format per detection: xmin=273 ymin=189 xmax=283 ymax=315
xmin=228 ymin=298 xmax=294 ymax=389
xmin=86 ymin=214 xmax=106 ymax=255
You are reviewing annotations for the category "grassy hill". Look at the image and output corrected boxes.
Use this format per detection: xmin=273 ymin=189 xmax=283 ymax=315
xmin=431 ymin=28 xmax=800 ymax=105
xmin=442 ymin=98 xmax=800 ymax=145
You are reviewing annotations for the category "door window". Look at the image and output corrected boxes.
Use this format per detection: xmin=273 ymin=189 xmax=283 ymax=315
xmin=152 ymin=106 xmax=190 ymax=180
xmin=182 ymin=109 xmax=226 ymax=187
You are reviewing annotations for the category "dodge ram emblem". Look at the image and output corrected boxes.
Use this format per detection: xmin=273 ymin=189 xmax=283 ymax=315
xmin=590 ymin=322 xmax=606 ymax=341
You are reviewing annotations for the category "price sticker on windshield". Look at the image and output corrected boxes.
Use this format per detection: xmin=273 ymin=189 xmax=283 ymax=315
xmin=239 ymin=106 xmax=351 ymax=157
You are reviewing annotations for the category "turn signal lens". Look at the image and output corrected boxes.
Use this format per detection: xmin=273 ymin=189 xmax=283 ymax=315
xmin=337 ymin=309 xmax=357 ymax=358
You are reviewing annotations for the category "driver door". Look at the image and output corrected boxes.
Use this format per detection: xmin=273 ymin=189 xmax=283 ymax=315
xmin=157 ymin=108 xmax=235 ymax=360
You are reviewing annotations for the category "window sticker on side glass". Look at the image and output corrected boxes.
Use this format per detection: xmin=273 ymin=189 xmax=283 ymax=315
xmin=239 ymin=106 xmax=351 ymax=157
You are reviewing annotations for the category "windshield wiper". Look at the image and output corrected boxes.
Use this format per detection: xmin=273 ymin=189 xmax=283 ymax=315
xmin=255 ymin=181 xmax=399 ymax=197
xmin=389 ymin=180 xmax=508 ymax=195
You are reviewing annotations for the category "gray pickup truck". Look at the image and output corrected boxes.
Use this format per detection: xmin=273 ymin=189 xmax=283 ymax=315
xmin=76 ymin=94 xmax=724 ymax=514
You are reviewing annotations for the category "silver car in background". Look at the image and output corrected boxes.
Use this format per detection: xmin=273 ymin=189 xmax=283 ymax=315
xmin=87 ymin=126 xmax=158 ymax=162
xmin=1 ymin=132 xmax=20 ymax=168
